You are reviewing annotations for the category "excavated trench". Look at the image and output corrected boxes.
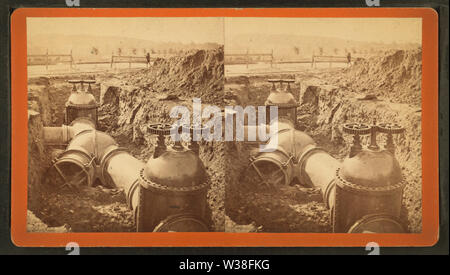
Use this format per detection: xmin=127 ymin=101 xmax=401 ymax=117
xmin=28 ymin=75 xmax=226 ymax=232
xmin=28 ymin=75 xmax=136 ymax=232
xmin=27 ymin=49 xmax=422 ymax=234
xmin=224 ymin=50 xmax=422 ymax=233
xmin=27 ymin=48 xmax=226 ymax=232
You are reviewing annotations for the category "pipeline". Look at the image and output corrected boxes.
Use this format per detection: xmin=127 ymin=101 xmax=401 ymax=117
xmin=44 ymin=80 xmax=209 ymax=232
xmin=244 ymin=79 xmax=407 ymax=233
xmin=246 ymin=119 xmax=407 ymax=233
xmin=43 ymin=117 xmax=96 ymax=146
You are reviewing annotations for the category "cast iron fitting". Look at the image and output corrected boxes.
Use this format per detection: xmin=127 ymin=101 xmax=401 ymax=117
xmin=347 ymin=213 xmax=406 ymax=233
xmin=265 ymin=79 xmax=298 ymax=126
xmin=98 ymin=146 xmax=130 ymax=188
xmin=332 ymin=149 xmax=406 ymax=233
xmin=51 ymin=146 xmax=96 ymax=187
xmin=66 ymin=129 xmax=118 ymax=163
xmin=247 ymin=128 xmax=316 ymax=187
xmin=102 ymin=149 xmax=145 ymax=213
xmin=377 ymin=123 xmax=405 ymax=155
xmin=136 ymin=123 xmax=209 ymax=232
xmin=65 ymin=80 xmax=98 ymax=127
xmin=249 ymin=149 xmax=294 ymax=186
xmin=51 ymin=129 xmax=119 ymax=188
xmin=70 ymin=117 xmax=97 ymax=135
xmin=297 ymin=144 xmax=340 ymax=209
xmin=342 ymin=123 xmax=371 ymax=157
xmin=152 ymin=213 xmax=209 ymax=232
xmin=343 ymin=121 xmax=405 ymax=156
xmin=65 ymin=103 xmax=98 ymax=127
xmin=43 ymin=125 xmax=72 ymax=146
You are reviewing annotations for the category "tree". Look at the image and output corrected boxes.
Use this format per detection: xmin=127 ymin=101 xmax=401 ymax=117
xmin=319 ymin=47 xmax=324 ymax=56
xmin=293 ymin=46 xmax=300 ymax=55
xmin=132 ymin=48 xmax=137 ymax=55
xmin=91 ymin=47 xmax=99 ymax=55
xmin=118 ymin=48 xmax=122 ymax=56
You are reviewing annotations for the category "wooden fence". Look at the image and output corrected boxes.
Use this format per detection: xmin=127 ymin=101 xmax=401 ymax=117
xmin=27 ymin=50 xmax=152 ymax=71
xmin=27 ymin=50 xmax=74 ymax=70
xmin=225 ymin=50 xmax=274 ymax=68
xmin=311 ymin=55 xmax=351 ymax=68
xmin=225 ymin=49 xmax=352 ymax=68
xmin=110 ymin=55 xmax=149 ymax=68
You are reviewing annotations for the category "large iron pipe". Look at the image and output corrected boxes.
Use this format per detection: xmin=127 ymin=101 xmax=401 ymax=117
xmin=246 ymin=122 xmax=339 ymax=209
xmin=101 ymin=149 xmax=145 ymax=212
xmin=50 ymin=129 xmax=116 ymax=187
xmin=297 ymin=144 xmax=340 ymax=210
xmin=246 ymin=121 xmax=316 ymax=186
xmin=43 ymin=118 xmax=96 ymax=145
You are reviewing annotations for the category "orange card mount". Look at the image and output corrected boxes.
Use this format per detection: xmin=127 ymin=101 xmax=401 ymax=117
xmin=11 ymin=8 xmax=439 ymax=247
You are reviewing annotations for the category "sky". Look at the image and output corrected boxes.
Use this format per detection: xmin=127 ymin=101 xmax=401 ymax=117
xmin=27 ymin=17 xmax=421 ymax=45
xmin=27 ymin=17 xmax=225 ymax=44
xmin=225 ymin=18 xmax=422 ymax=44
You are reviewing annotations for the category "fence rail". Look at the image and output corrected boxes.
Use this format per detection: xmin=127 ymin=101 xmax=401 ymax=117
xmin=225 ymin=50 xmax=274 ymax=68
xmin=225 ymin=49 xmax=353 ymax=68
xmin=311 ymin=55 xmax=350 ymax=67
xmin=27 ymin=49 xmax=74 ymax=69
xmin=27 ymin=50 xmax=153 ymax=71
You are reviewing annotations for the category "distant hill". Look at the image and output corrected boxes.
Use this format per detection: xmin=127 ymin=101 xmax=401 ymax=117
xmin=225 ymin=33 xmax=420 ymax=59
xmin=27 ymin=34 xmax=222 ymax=61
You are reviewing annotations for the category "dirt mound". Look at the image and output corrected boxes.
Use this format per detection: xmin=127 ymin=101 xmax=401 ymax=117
xmin=108 ymin=48 xmax=224 ymax=106
xmin=95 ymin=49 xmax=226 ymax=231
xmin=27 ymin=211 xmax=69 ymax=232
xmin=224 ymin=142 xmax=331 ymax=233
xmin=297 ymin=80 xmax=422 ymax=232
xmin=332 ymin=49 xmax=422 ymax=106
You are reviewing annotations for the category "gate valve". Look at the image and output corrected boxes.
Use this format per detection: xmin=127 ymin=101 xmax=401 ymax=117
xmin=268 ymin=79 xmax=295 ymax=93
xmin=342 ymin=122 xmax=371 ymax=157
xmin=149 ymin=123 xmax=207 ymax=156
xmin=68 ymin=79 xmax=96 ymax=92
xmin=268 ymin=79 xmax=281 ymax=92
xmin=281 ymin=79 xmax=295 ymax=93
xmin=148 ymin=123 xmax=174 ymax=157
xmin=377 ymin=123 xmax=405 ymax=154
xmin=343 ymin=120 xmax=405 ymax=156
xmin=184 ymin=124 xmax=209 ymax=155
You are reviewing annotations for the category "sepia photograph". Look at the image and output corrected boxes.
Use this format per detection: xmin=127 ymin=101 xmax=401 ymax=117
xmin=26 ymin=17 xmax=226 ymax=232
xmin=24 ymin=14 xmax=427 ymax=236
xmin=223 ymin=18 xmax=423 ymax=233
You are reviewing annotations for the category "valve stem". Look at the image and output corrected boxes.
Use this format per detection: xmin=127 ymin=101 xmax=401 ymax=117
xmin=350 ymin=134 xmax=362 ymax=157
xmin=368 ymin=119 xmax=379 ymax=151
xmin=154 ymin=134 xmax=166 ymax=158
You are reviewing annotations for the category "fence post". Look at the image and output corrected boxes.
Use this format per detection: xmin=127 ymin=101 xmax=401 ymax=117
xmin=311 ymin=54 xmax=314 ymax=68
xmin=70 ymin=49 xmax=73 ymax=70
xmin=246 ymin=49 xmax=249 ymax=69
xmin=46 ymin=49 xmax=49 ymax=71
xmin=270 ymin=49 xmax=273 ymax=68
xmin=110 ymin=52 xmax=114 ymax=68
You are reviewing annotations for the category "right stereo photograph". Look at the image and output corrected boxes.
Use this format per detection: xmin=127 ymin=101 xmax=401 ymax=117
xmin=223 ymin=17 xmax=423 ymax=234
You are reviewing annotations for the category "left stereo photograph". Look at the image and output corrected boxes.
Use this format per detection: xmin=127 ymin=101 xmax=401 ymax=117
xmin=26 ymin=17 xmax=226 ymax=232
